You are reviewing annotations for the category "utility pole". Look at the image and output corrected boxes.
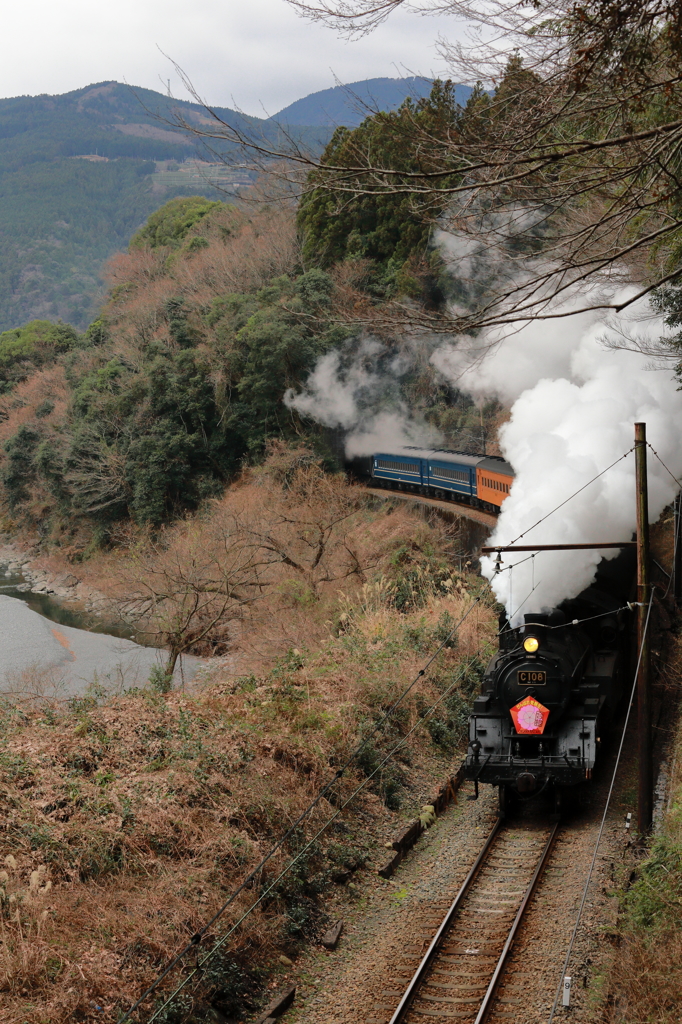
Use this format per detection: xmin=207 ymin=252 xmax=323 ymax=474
xmin=674 ymin=493 xmax=682 ymax=606
xmin=635 ymin=422 xmax=652 ymax=833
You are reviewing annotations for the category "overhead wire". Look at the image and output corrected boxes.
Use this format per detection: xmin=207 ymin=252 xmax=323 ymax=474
xmin=122 ymin=442 xmax=654 ymax=1020
xmin=116 ymin=586 xmax=492 ymax=1023
xmin=546 ymin=590 xmax=655 ymax=1024
xmin=646 ymin=442 xmax=682 ymax=490
xmin=488 ymin=444 xmax=639 ymax=640
xmin=645 ymin=443 xmax=681 ymax=599
xmin=523 ymin=603 xmax=643 ymax=630
xmin=505 ymin=447 xmax=635 ymax=547
xmin=143 ymin=641 xmax=499 ymax=1023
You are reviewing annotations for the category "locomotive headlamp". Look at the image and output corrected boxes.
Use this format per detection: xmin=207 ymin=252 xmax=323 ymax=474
xmin=523 ymin=636 xmax=540 ymax=653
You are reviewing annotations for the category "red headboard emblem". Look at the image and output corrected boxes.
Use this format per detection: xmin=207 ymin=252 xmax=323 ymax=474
xmin=510 ymin=695 xmax=550 ymax=735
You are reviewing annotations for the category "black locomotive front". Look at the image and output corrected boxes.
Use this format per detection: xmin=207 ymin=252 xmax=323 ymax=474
xmin=464 ymin=585 xmax=631 ymax=804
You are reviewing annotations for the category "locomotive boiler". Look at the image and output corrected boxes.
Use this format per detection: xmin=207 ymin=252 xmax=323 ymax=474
xmin=464 ymin=552 xmax=634 ymax=811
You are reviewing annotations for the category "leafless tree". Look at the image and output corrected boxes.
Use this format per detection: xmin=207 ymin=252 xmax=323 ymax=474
xmin=114 ymin=454 xmax=377 ymax=681
xmin=117 ymin=516 xmax=274 ymax=680
xmin=243 ymin=458 xmax=374 ymax=596
xmin=149 ymin=0 xmax=682 ymax=343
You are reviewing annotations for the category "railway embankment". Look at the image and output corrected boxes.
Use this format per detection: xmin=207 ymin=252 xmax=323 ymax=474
xmin=603 ymin=623 xmax=682 ymax=1023
xmin=260 ymin=505 xmax=682 ymax=1024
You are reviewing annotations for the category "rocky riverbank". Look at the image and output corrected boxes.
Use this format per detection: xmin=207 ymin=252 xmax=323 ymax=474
xmin=0 ymin=542 xmax=115 ymax=617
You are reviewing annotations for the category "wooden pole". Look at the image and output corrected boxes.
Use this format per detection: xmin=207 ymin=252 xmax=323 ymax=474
xmin=481 ymin=542 xmax=636 ymax=553
xmin=635 ymin=422 xmax=652 ymax=833
xmin=674 ymin=492 xmax=682 ymax=606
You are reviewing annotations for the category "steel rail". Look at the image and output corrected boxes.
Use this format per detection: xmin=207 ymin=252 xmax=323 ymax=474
xmin=388 ymin=816 xmax=560 ymax=1024
xmin=387 ymin=816 xmax=504 ymax=1024
xmin=473 ymin=818 xmax=561 ymax=1024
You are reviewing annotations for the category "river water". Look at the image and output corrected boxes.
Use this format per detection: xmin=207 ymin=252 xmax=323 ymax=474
xmin=0 ymin=564 xmax=201 ymax=700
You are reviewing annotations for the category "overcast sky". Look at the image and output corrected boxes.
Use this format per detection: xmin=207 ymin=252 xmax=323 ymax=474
xmin=3 ymin=0 xmax=463 ymax=115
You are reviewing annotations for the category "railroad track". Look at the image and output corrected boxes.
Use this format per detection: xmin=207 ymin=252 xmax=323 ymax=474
xmin=378 ymin=816 xmax=560 ymax=1024
xmin=364 ymin=487 xmax=498 ymax=529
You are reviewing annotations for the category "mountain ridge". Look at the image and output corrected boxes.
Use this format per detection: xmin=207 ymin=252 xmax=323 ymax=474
xmin=272 ymin=76 xmax=472 ymax=127
xmin=0 ymin=75 xmax=459 ymax=331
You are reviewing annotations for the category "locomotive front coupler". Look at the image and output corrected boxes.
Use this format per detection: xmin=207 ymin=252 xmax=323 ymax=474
xmin=466 ymin=752 xmax=490 ymax=800
xmin=467 ymin=779 xmax=479 ymax=801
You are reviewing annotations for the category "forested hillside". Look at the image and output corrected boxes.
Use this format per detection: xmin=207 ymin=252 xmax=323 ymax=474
xmin=0 ymin=81 xmax=327 ymax=331
xmin=0 ymin=74 xmax=464 ymax=332
xmin=14 ymin=56 xmax=682 ymax=557
xmin=0 ymin=77 xmax=491 ymax=553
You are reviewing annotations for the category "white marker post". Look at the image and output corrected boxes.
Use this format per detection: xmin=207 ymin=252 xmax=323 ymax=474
xmin=562 ymin=976 xmax=572 ymax=1007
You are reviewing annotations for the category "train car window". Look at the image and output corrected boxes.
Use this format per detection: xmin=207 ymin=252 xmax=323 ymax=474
xmin=376 ymin=459 xmax=420 ymax=474
xmin=431 ymin=466 xmax=469 ymax=482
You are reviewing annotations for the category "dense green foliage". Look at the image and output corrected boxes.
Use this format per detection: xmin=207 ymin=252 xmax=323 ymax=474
xmin=298 ymin=81 xmax=462 ymax=299
xmin=0 ymin=201 xmax=349 ymax=534
xmin=296 ymin=74 xmax=542 ymax=305
xmin=0 ymin=319 xmax=79 ymax=391
xmin=129 ymin=196 xmax=222 ymax=250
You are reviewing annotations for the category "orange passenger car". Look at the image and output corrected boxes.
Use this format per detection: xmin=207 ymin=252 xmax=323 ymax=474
xmin=476 ymin=457 xmax=514 ymax=509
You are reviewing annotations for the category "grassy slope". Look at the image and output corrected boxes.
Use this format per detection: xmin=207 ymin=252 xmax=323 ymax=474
xmin=0 ymin=477 xmax=496 ymax=1023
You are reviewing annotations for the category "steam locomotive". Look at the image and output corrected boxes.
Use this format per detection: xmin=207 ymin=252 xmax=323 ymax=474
xmin=363 ymin=444 xmax=633 ymax=809
xmin=464 ymin=552 xmax=634 ymax=811
xmin=368 ymin=446 xmax=514 ymax=512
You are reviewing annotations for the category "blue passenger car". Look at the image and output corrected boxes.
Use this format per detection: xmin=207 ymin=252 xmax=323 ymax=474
xmin=369 ymin=445 xmax=515 ymax=510
xmin=426 ymin=453 xmax=478 ymax=498
xmin=371 ymin=446 xmax=482 ymax=499
xmin=371 ymin=450 xmax=425 ymax=488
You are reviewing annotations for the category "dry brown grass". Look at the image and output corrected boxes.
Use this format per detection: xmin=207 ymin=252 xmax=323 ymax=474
xmin=0 ymin=472 xmax=496 ymax=1023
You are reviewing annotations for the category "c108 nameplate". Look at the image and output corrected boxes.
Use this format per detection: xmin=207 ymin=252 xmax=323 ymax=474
xmin=518 ymin=670 xmax=547 ymax=685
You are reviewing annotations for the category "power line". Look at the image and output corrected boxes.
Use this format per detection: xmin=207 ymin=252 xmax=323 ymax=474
xmin=643 ymin=443 xmax=680 ymax=599
xmin=116 ymin=588 xmax=491 ymax=1023
xmin=546 ymin=590 xmax=654 ymax=1024
xmin=505 ymin=448 xmax=635 ymax=548
xmin=144 ymin=643 xmax=497 ymax=1023
xmin=646 ymin=442 xmax=682 ymax=491
xmin=523 ymin=603 xmax=642 ymax=630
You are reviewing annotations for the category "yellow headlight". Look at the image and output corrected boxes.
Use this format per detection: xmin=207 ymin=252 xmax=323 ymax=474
xmin=523 ymin=636 xmax=540 ymax=653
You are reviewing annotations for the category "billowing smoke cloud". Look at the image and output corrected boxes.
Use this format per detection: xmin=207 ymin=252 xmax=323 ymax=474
xmin=433 ymin=283 xmax=682 ymax=622
xmin=285 ymin=238 xmax=682 ymax=622
xmin=284 ymin=336 xmax=442 ymax=457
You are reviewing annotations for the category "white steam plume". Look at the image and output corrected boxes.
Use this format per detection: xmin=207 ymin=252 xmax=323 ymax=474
xmin=432 ymin=283 xmax=682 ymax=622
xmin=284 ymin=336 xmax=442 ymax=457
